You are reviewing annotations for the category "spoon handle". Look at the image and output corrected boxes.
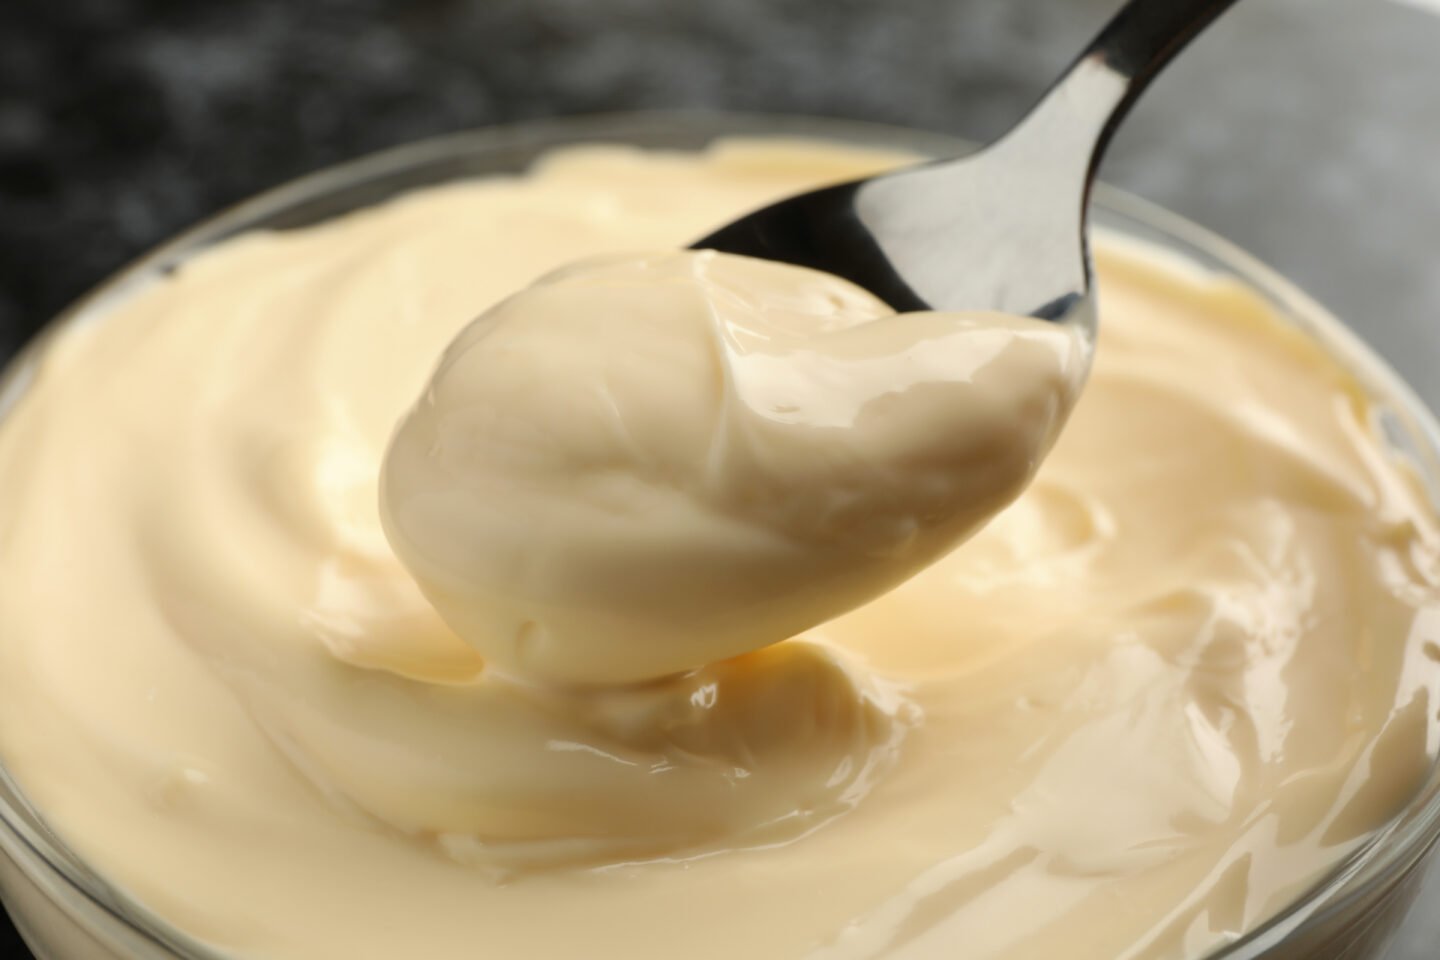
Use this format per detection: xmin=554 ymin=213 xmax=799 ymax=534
xmin=1009 ymin=0 xmax=1242 ymax=182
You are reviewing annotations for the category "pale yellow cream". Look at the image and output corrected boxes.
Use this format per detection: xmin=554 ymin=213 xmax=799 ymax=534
xmin=382 ymin=250 xmax=1081 ymax=685
xmin=0 ymin=141 xmax=1438 ymax=960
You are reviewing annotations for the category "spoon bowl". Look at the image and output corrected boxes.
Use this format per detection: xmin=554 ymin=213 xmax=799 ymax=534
xmin=695 ymin=0 xmax=1240 ymax=337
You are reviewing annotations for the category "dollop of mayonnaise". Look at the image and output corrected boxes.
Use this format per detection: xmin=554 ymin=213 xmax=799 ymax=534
xmin=382 ymin=250 xmax=1082 ymax=684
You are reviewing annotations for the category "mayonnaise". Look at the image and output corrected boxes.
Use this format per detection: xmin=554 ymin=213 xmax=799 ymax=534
xmin=0 ymin=140 xmax=1436 ymax=960
xmin=382 ymin=250 xmax=1081 ymax=684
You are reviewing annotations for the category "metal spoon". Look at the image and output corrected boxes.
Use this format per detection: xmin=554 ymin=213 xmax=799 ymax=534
xmin=695 ymin=0 xmax=1240 ymax=333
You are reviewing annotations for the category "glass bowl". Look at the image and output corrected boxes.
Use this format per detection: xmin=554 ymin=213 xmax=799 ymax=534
xmin=2 ymin=111 xmax=1438 ymax=960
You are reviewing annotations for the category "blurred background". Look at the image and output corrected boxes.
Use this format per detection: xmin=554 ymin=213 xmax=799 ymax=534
xmin=1 ymin=0 xmax=1438 ymax=956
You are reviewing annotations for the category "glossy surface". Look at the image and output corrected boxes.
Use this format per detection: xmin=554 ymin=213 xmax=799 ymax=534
xmin=698 ymin=0 xmax=1238 ymax=327
xmin=382 ymin=249 xmax=1079 ymax=685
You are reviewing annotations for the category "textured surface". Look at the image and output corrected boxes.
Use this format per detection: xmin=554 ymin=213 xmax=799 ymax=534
xmin=1 ymin=0 xmax=1439 ymax=956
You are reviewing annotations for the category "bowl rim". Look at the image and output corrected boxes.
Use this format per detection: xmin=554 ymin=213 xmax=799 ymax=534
xmin=2 ymin=108 xmax=1439 ymax=959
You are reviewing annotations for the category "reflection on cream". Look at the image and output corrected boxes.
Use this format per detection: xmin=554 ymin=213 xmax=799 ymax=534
xmin=0 ymin=141 xmax=1436 ymax=960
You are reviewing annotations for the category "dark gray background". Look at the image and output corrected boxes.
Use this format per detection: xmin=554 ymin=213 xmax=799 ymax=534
xmin=2 ymin=0 xmax=1438 ymax=957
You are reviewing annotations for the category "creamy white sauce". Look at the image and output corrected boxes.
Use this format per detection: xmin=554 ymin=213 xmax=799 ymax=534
xmin=382 ymin=250 xmax=1080 ymax=684
xmin=0 ymin=141 xmax=1435 ymax=960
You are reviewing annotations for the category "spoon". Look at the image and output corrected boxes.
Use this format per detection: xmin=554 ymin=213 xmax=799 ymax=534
xmin=695 ymin=0 xmax=1240 ymax=332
